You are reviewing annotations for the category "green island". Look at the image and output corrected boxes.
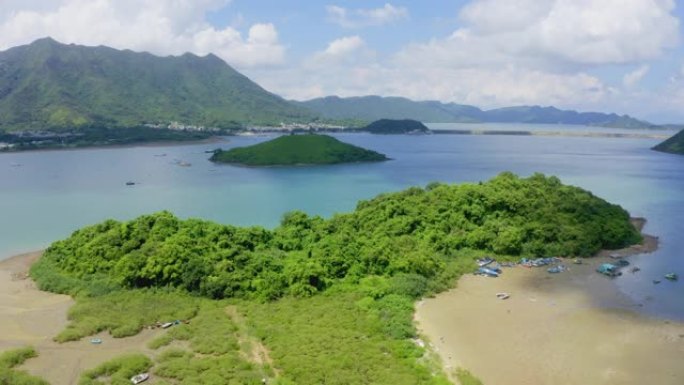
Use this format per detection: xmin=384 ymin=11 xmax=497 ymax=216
xmin=362 ymin=119 xmax=431 ymax=134
xmin=653 ymin=129 xmax=684 ymax=155
xmin=10 ymin=173 xmax=641 ymax=385
xmin=210 ymin=134 xmax=389 ymax=166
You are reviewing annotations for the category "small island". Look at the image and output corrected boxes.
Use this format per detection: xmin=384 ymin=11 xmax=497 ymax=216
xmin=362 ymin=119 xmax=430 ymax=134
xmin=653 ymin=129 xmax=684 ymax=155
xmin=210 ymin=134 xmax=389 ymax=166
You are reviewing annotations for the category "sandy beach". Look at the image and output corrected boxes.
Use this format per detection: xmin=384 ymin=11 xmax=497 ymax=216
xmin=0 ymin=251 xmax=163 ymax=385
xmin=416 ymin=228 xmax=684 ymax=385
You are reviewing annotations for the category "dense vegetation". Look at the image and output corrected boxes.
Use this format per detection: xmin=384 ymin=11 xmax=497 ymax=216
xmin=0 ymin=38 xmax=313 ymax=131
xmin=0 ymin=347 xmax=49 ymax=385
xmin=32 ymin=173 xmax=639 ymax=301
xmin=26 ymin=173 xmax=640 ymax=385
xmin=210 ymin=134 xmax=388 ymax=166
xmin=296 ymin=95 xmax=655 ymax=128
xmin=653 ymin=129 xmax=684 ymax=155
xmin=363 ymin=119 xmax=430 ymax=134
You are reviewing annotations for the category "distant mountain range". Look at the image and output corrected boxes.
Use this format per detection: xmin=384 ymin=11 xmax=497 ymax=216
xmin=0 ymin=38 xmax=312 ymax=131
xmin=0 ymin=38 xmax=659 ymax=133
xmin=294 ymin=96 xmax=656 ymax=128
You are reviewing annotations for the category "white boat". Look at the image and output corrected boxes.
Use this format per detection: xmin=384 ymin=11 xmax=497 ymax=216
xmin=130 ymin=373 xmax=149 ymax=384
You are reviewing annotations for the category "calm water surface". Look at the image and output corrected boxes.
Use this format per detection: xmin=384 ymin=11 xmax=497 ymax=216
xmin=1 ymin=125 xmax=682 ymax=319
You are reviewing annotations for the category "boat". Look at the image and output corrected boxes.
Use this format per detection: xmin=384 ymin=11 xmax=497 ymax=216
xmin=596 ymin=263 xmax=622 ymax=277
xmin=130 ymin=373 xmax=149 ymax=384
xmin=572 ymin=258 xmax=583 ymax=265
xmin=90 ymin=338 xmax=102 ymax=344
xmin=665 ymin=273 xmax=678 ymax=281
xmin=161 ymin=322 xmax=174 ymax=329
xmin=476 ymin=257 xmax=494 ymax=267
xmin=653 ymin=280 xmax=661 ymax=284
xmin=615 ymin=259 xmax=630 ymax=267
xmin=495 ymin=292 xmax=510 ymax=300
xmin=630 ymin=267 xmax=640 ymax=273
xmin=125 ymin=181 xmax=135 ymax=186
xmin=609 ymin=253 xmax=622 ymax=259
xmin=476 ymin=267 xmax=499 ymax=277
xmin=547 ymin=265 xmax=565 ymax=274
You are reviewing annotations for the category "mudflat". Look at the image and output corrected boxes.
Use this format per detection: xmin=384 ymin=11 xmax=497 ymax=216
xmin=415 ymin=234 xmax=684 ymax=385
xmin=0 ymin=251 xmax=162 ymax=385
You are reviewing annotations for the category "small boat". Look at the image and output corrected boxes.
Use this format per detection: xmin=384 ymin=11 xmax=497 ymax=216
xmin=130 ymin=373 xmax=149 ymax=384
xmin=547 ymin=266 xmax=564 ymax=274
xmin=125 ymin=181 xmax=135 ymax=186
xmin=161 ymin=322 xmax=174 ymax=329
xmin=609 ymin=253 xmax=622 ymax=259
xmin=596 ymin=263 xmax=621 ymax=277
xmin=477 ymin=257 xmax=494 ymax=267
xmin=90 ymin=338 xmax=102 ymax=344
xmin=653 ymin=280 xmax=661 ymax=284
xmin=664 ymin=273 xmax=678 ymax=281
xmin=630 ymin=267 xmax=640 ymax=273
xmin=495 ymin=292 xmax=510 ymax=300
xmin=572 ymin=258 xmax=583 ymax=265
xmin=615 ymin=259 xmax=630 ymax=267
xmin=476 ymin=267 xmax=499 ymax=277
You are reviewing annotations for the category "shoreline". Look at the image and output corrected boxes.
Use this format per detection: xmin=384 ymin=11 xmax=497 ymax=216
xmin=416 ymin=219 xmax=684 ymax=385
xmin=0 ymin=135 xmax=225 ymax=155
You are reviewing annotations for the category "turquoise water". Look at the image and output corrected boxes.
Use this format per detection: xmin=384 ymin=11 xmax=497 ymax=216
xmin=1 ymin=127 xmax=683 ymax=319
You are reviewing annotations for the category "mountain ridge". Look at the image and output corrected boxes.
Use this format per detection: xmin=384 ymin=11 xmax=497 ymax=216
xmin=294 ymin=95 xmax=656 ymax=128
xmin=0 ymin=38 xmax=314 ymax=131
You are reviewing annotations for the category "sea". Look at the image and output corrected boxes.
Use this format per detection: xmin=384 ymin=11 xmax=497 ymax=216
xmin=1 ymin=123 xmax=683 ymax=320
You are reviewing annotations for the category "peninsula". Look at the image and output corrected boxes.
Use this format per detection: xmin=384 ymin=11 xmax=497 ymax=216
xmin=653 ymin=129 xmax=684 ymax=154
xmin=209 ymin=134 xmax=388 ymax=166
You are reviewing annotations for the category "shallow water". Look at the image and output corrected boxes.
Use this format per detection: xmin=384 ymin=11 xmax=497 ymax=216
xmin=1 ymin=125 xmax=682 ymax=319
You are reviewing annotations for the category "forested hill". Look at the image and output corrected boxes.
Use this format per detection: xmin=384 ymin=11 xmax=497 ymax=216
xmin=210 ymin=134 xmax=388 ymax=166
xmin=0 ymin=38 xmax=313 ymax=131
xmin=32 ymin=173 xmax=641 ymax=301
xmin=653 ymin=129 xmax=684 ymax=154
xmin=295 ymin=95 xmax=655 ymax=128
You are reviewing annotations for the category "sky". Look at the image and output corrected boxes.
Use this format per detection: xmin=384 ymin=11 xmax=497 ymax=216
xmin=1 ymin=0 xmax=684 ymax=123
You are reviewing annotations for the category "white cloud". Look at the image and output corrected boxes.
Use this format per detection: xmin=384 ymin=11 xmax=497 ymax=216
xmin=0 ymin=0 xmax=285 ymax=68
xmin=326 ymin=3 xmax=408 ymax=28
xmin=324 ymin=36 xmax=364 ymax=56
xmin=454 ymin=0 xmax=679 ymax=66
xmin=623 ymin=65 xmax=650 ymax=88
xmin=255 ymin=0 xmax=681 ymax=115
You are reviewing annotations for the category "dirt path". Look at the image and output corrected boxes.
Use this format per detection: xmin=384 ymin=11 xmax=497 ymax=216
xmin=225 ymin=305 xmax=280 ymax=379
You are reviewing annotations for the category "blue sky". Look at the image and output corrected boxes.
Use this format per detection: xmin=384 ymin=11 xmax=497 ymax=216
xmin=1 ymin=0 xmax=684 ymax=122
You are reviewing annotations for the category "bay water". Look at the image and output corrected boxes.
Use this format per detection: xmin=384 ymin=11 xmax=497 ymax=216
xmin=1 ymin=124 xmax=682 ymax=319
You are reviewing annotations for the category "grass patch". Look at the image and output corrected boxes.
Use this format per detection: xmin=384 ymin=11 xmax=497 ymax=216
xmin=242 ymin=292 xmax=452 ymax=385
xmin=0 ymin=347 xmax=49 ymax=385
xmin=79 ymin=354 xmax=151 ymax=385
xmin=55 ymin=290 xmax=199 ymax=342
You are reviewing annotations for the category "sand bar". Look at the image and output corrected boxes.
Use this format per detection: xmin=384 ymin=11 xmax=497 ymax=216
xmin=416 ymin=230 xmax=684 ymax=385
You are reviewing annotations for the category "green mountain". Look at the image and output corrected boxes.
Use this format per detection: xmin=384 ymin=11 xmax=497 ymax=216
xmin=210 ymin=134 xmax=388 ymax=166
xmin=363 ymin=119 xmax=430 ymax=134
xmin=293 ymin=95 xmax=481 ymax=123
xmin=296 ymin=95 xmax=655 ymax=128
xmin=653 ymin=129 xmax=684 ymax=154
xmin=0 ymin=38 xmax=314 ymax=131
